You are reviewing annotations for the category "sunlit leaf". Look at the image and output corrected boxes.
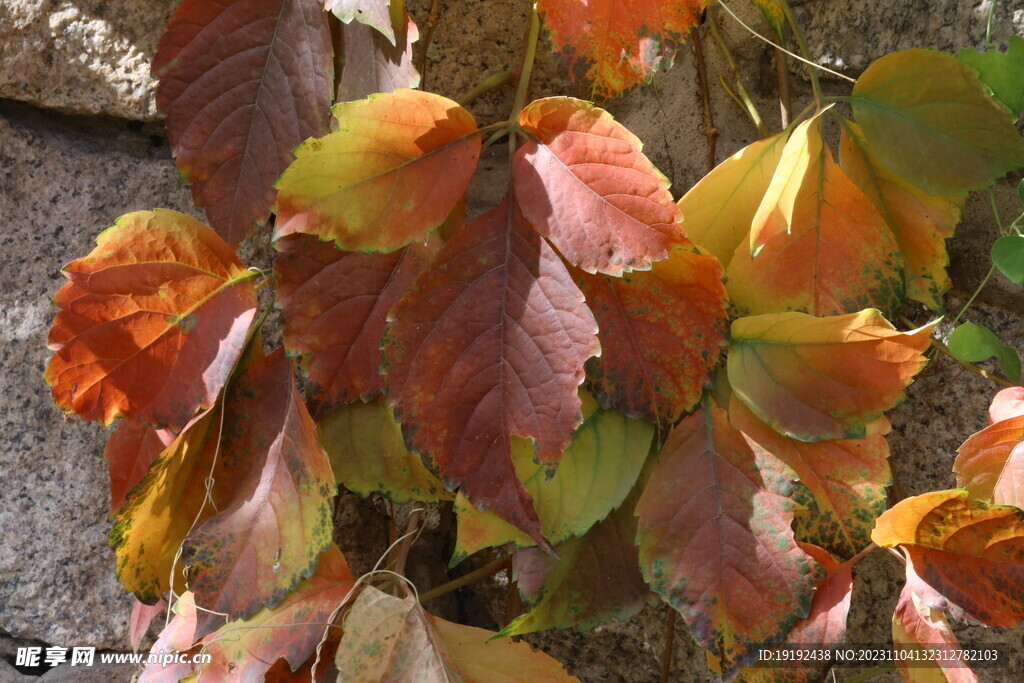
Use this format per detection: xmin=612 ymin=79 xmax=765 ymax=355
xmin=197 ymin=544 xmax=356 ymax=681
xmin=105 ymin=421 xmax=174 ymax=516
xmin=738 ymin=544 xmax=854 ymax=683
xmin=730 ymin=117 xmax=903 ymax=317
xmin=954 ymin=409 xmax=1024 ymax=509
xmin=635 ymin=403 xmax=821 ymax=675
xmin=990 ymin=387 xmax=1024 ymax=425
xmin=499 ymin=490 xmax=654 ymax=636
xmin=335 ymin=586 xmax=578 ymax=681
xmin=317 ymin=396 xmax=453 ymax=503
xmin=453 ymin=392 xmax=653 ymax=562
xmin=130 ymin=598 xmax=167 ymax=654
xmin=275 ymin=234 xmax=436 ymax=413
xmin=728 ymin=310 xmax=934 ymax=441
xmin=958 ymin=36 xmax=1024 ymax=117
xmin=849 ymin=48 xmax=1024 ymax=196
xmin=839 ymin=120 xmax=963 ymax=311
xmin=947 ymin=322 xmax=1021 ymax=383
xmin=274 ymin=89 xmax=480 ymax=252
xmin=676 ymin=133 xmax=787 ymax=267
xmin=514 ymin=97 xmax=687 ymax=276
xmin=992 ymin=234 xmax=1024 ymax=286
xmin=327 ymin=0 xmax=395 ymax=45
xmin=153 ymin=0 xmax=333 ymax=246
xmin=575 ymin=246 xmax=728 ymax=426
xmin=730 ymin=397 xmax=891 ymax=558
xmin=45 ymin=210 xmax=258 ymax=430
xmin=139 ymin=592 xmax=198 ymax=683
xmin=536 ymin=0 xmax=704 ymax=99
xmin=892 ymin=583 xmax=980 ymax=683
xmin=182 ymin=350 xmax=335 ymax=630
xmin=872 ymin=489 xmax=1024 ymax=628
xmin=338 ymin=6 xmax=420 ymax=101
xmin=383 ymin=197 xmax=599 ymax=546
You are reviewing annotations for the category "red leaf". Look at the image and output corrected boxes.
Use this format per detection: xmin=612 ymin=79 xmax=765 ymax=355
xmin=575 ymin=245 xmax=727 ymax=426
xmin=383 ymin=196 xmax=599 ymax=545
xmin=154 ymin=0 xmax=333 ymax=247
xmin=954 ymin=412 xmax=1024 ymax=507
xmin=275 ymin=234 xmax=436 ymax=413
xmin=338 ymin=11 xmax=419 ymax=101
xmin=892 ymin=583 xmax=980 ymax=683
xmin=537 ymin=0 xmax=704 ymax=99
xmin=635 ymin=403 xmax=821 ymax=674
xmin=129 ymin=598 xmax=167 ymax=654
xmin=139 ymin=593 xmax=198 ymax=683
xmin=514 ymin=97 xmax=686 ymax=276
xmin=105 ymin=421 xmax=174 ymax=516
xmin=182 ymin=349 xmax=335 ymax=633
xmin=45 ymin=210 xmax=257 ymax=430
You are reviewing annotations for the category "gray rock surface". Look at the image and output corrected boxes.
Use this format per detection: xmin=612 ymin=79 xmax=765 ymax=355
xmin=0 ymin=101 xmax=199 ymax=650
xmin=0 ymin=0 xmax=181 ymax=120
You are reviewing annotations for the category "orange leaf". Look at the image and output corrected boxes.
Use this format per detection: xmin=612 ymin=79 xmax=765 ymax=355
xmin=728 ymin=310 xmax=934 ymax=441
xmin=872 ymin=490 xmax=1024 ymax=628
xmin=514 ymin=97 xmax=686 ymax=276
xmin=892 ymin=583 xmax=979 ymax=683
xmin=954 ymin=413 xmax=1024 ymax=508
xmin=730 ymin=397 xmax=891 ymax=558
xmin=45 ymin=210 xmax=258 ymax=430
xmin=575 ymin=246 xmax=728 ymax=426
xmin=275 ymin=233 xmax=436 ymax=413
xmin=634 ymin=403 xmax=821 ymax=675
xmin=383 ymin=196 xmax=599 ymax=546
xmin=153 ymin=0 xmax=333 ymax=246
xmin=989 ymin=387 xmax=1024 ymax=425
xmin=839 ymin=120 xmax=963 ymax=312
xmin=537 ymin=0 xmax=704 ymax=99
xmin=105 ymin=421 xmax=174 ymax=516
xmin=729 ymin=116 xmax=903 ymax=316
xmin=274 ymin=89 xmax=480 ymax=252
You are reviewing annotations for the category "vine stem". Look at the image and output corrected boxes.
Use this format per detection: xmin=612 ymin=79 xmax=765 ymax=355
xmin=459 ymin=70 xmax=512 ymax=105
xmin=660 ymin=609 xmax=677 ymax=683
xmin=707 ymin=9 xmax=768 ymax=137
xmin=417 ymin=0 xmax=442 ymax=89
xmin=847 ymin=542 xmax=878 ymax=567
xmin=389 ymin=508 xmax=422 ymax=585
xmin=691 ymin=27 xmax=719 ymax=171
xmin=931 ymin=337 xmax=1017 ymax=388
xmin=777 ymin=0 xmax=823 ymax=107
xmin=418 ymin=555 xmax=512 ymax=603
xmin=509 ymin=7 xmax=541 ymax=162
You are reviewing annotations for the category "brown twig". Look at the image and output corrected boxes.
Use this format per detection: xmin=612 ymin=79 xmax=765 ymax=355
xmin=691 ymin=27 xmax=719 ymax=172
xmin=418 ymin=555 xmax=513 ymax=603
xmin=661 ymin=608 xmax=677 ymax=683
xmin=417 ymin=0 xmax=442 ymax=89
xmin=930 ymin=338 xmax=1018 ymax=388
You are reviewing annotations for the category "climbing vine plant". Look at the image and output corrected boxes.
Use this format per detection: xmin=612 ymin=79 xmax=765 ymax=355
xmin=43 ymin=0 xmax=1024 ymax=680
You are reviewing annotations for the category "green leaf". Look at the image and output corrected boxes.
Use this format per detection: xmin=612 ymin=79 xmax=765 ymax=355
xmin=958 ymin=36 xmax=1024 ymax=117
xmin=849 ymin=48 xmax=1024 ymax=196
xmin=948 ymin=322 xmax=1022 ymax=383
xmin=993 ymin=234 xmax=1024 ymax=285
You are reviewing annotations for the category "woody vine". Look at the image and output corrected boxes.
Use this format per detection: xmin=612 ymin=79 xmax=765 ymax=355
xmin=42 ymin=0 xmax=1024 ymax=680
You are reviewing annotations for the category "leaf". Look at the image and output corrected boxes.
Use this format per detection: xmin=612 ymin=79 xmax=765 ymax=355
xmin=848 ymin=48 xmax=1024 ymax=196
xmin=317 ymin=396 xmax=453 ymax=503
xmin=729 ymin=117 xmax=904 ymax=317
xmin=499 ymin=491 xmax=654 ymax=636
xmin=327 ymin=0 xmax=395 ymax=45
xmin=872 ymin=489 xmax=1024 ymax=628
xmin=338 ymin=9 xmax=420 ymax=101
xmin=536 ymin=0 xmax=704 ymax=100
xmin=334 ymin=586 xmax=578 ymax=681
xmin=958 ymin=36 xmax=1024 ymax=117
xmin=182 ymin=350 xmax=335 ymax=630
xmin=575 ymin=246 xmax=728 ymax=426
xmin=153 ymin=0 xmax=333 ymax=247
xmin=728 ymin=310 xmax=934 ymax=441
xmin=634 ymin=403 xmax=821 ymax=675
xmin=990 ymin=387 xmax=1024 ymax=424
xmin=947 ymin=322 xmax=1021 ymax=383
xmin=453 ymin=392 xmax=653 ymax=563
xmin=954 ymin=411 xmax=1024 ymax=508
xmin=738 ymin=544 xmax=854 ymax=683
xmin=139 ymin=592 xmax=198 ymax=683
xmin=730 ymin=397 xmax=891 ymax=559
xmin=197 ymin=544 xmax=356 ymax=681
xmin=130 ymin=598 xmax=166 ymax=654
xmin=749 ymin=0 xmax=786 ymax=38
xmin=839 ymin=120 xmax=964 ymax=311
xmin=513 ymin=97 xmax=687 ymax=276
xmin=676 ymin=133 xmax=788 ymax=267
xmin=105 ymin=421 xmax=174 ymax=516
xmin=273 ymin=89 xmax=480 ymax=252
xmin=892 ymin=583 xmax=980 ymax=683
xmin=383 ymin=196 xmax=600 ymax=546
xmin=275 ymin=234 xmax=436 ymax=413
xmin=992 ymin=234 xmax=1024 ymax=286
xmin=45 ymin=210 xmax=258 ymax=430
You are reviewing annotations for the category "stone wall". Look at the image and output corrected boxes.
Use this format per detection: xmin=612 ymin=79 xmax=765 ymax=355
xmin=1 ymin=1 xmax=1022 ymax=680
